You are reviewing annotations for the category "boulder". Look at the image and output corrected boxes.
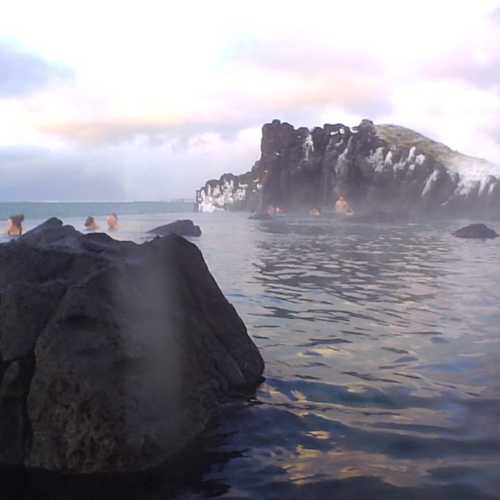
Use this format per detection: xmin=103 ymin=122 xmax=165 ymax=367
xmin=148 ymin=219 xmax=201 ymax=237
xmin=0 ymin=218 xmax=264 ymax=474
xmin=452 ymin=223 xmax=498 ymax=239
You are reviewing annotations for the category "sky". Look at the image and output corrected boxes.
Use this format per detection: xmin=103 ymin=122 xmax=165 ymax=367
xmin=1 ymin=0 xmax=500 ymax=201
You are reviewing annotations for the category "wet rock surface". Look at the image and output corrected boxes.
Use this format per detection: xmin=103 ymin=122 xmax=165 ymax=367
xmin=0 ymin=218 xmax=263 ymax=474
xmin=452 ymin=223 xmax=498 ymax=239
xmin=248 ymin=213 xmax=272 ymax=220
xmin=196 ymin=119 xmax=500 ymax=217
xmin=148 ymin=219 xmax=202 ymax=237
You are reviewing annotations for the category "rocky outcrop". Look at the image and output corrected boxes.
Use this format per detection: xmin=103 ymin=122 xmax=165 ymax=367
xmin=196 ymin=172 xmax=263 ymax=213
xmin=0 ymin=218 xmax=264 ymax=474
xmin=195 ymin=119 xmax=500 ymax=217
xmin=452 ymin=223 xmax=498 ymax=239
xmin=148 ymin=220 xmax=202 ymax=237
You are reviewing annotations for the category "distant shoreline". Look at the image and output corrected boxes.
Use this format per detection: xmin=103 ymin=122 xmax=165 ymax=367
xmin=0 ymin=200 xmax=194 ymax=221
xmin=0 ymin=200 xmax=193 ymax=204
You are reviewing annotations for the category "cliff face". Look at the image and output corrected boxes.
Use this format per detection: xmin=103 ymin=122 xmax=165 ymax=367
xmin=195 ymin=119 xmax=500 ymax=216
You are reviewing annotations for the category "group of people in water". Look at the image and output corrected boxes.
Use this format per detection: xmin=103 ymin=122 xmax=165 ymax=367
xmin=6 ymin=212 xmax=119 ymax=237
xmin=84 ymin=213 xmax=119 ymax=232
xmin=6 ymin=194 xmax=352 ymax=237
xmin=311 ymin=194 xmax=353 ymax=216
xmin=266 ymin=194 xmax=354 ymax=218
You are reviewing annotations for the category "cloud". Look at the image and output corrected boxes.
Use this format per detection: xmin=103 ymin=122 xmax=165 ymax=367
xmin=0 ymin=127 xmax=260 ymax=200
xmin=229 ymin=39 xmax=393 ymax=118
xmin=41 ymin=69 xmax=393 ymax=147
xmin=1 ymin=0 xmax=500 ymax=201
xmin=0 ymin=146 xmax=125 ymax=201
xmin=0 ymin=42 xmax=72 ymax=97
xmin=233 ymin=39 xmax=380 ymax=77
xmin=485 ymin=117 xmax=500 ymax=147
xmin=424 ymin=49 xmax=500 ymax=90
xmin=42 ymin=90 xmax=391 ymax=147
xmin=38 ymin=34 xmax=394 ymax=147
xmin=41 ymin=117 xmax=245 ymax=146
xmin=492 ymin=6 xmax=500 ymax=22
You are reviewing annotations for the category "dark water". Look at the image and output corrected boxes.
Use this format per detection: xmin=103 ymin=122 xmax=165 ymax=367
xmin=3 ymin=209 xmax=500 ymax=499
xmin=184 ymin=214 xmax=500 ymax=500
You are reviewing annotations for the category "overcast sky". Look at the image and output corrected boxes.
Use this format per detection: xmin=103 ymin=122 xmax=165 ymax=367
xmin=1 ymin=0 xmax=500 ymax=201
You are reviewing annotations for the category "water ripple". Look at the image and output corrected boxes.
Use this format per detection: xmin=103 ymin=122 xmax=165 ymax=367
xmin=194 ymin=215 xmax=500 ymax=499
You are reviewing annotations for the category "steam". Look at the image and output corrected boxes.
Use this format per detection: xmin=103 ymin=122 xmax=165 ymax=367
xmin=110 ymin=248 xmax=188 ymax=460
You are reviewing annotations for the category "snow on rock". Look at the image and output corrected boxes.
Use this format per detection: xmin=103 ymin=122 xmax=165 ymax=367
xmin=407 ymin=146 xmax=416 ymax=162
xmin=196 ymin=173 xmax=261 ymax=212
xmin=370 ymin=147 xmax=387 ymax=173
xmin=416 ymin=154 xmax=426 ymax=165
xmin=421 ymin=170 xmax=440 ymax=197
xmin=303 ymin=133 xmax=314 ymax=161
xmin=384 ymin=151 xmax=393 ymax=166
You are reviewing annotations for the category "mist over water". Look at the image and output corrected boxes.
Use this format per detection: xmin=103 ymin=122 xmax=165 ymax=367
xmin=2 ymin=205 xmax=500 ymax=499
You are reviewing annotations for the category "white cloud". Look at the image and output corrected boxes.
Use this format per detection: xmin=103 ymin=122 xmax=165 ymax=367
xmin=1 ymin=0 xmax=500 ymax=200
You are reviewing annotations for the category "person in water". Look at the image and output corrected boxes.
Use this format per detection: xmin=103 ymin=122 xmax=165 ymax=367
xmin=266 ymin=205 xmax=276 ymax=216
xmin=84 ymin=216 xmax=99 ymax=231
xmin=335 ymin=194 xmax=353 ymax=216
xmin=107 ymin=212 xmax=119 ymax=231
xmin=7 ymin=214 xmax=24 ymax=236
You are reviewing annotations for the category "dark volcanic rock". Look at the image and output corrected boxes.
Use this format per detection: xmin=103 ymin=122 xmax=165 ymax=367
xmin=452 ymin=223 xmax=498 ymax=239
xmin=196 ymin=119 xmax=500 ymax=218
xmin=0 ymin=218 xmax=263 ymax=474
xmin=148 ymin=219 xmax=201 ymax=237
xmin=248 ymin=213 xmax=272 ymax=220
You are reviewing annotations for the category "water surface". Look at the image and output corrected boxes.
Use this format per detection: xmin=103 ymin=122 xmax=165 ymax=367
xmin=1 ymin=205 xmax=500 ymax=499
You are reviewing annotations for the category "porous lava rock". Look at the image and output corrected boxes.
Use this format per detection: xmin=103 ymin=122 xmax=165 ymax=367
xmin=0 ymin=218 xmax=263 ymax=474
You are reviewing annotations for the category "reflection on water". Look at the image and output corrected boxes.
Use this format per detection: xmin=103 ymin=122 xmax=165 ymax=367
xmin=194 ymin=214 xmax=500 ymax=500
xmin=2 ymin=211 xmax=500 ymax=499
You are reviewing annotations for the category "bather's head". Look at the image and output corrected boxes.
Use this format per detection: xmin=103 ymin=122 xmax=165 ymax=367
xmin=7 ymin=214 xmax=24 ymax=236
xmin=107 ymin=212 xmax=119 ymax=230
xmin=84 ymin=216 xmax=99 ymax=231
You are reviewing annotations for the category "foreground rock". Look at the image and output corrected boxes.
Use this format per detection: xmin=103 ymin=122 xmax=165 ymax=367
xmin=196 ymin=119 xmax=500 ymax=217
xmin=148 ymin=219 xmax=201 ymax=237
xmin=0 ymin=218 xmax=263 ymax=474
xmin=452 ymin=223 xmax=498 ymax=239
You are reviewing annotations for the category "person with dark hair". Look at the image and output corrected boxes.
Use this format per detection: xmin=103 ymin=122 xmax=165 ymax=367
xmin=335 ymin=194 xmax=353 ymax=216
xmin=84 ymin=216 xmax=99 ymax=231
xmin=7 ymin=214 xmax=24 ymax=236
xmin=107 ymin=212 xmax=119 ymax=231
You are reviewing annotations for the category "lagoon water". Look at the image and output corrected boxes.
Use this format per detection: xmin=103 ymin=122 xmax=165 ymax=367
xmin=1 ymin=203 xmax=500 ymax=499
